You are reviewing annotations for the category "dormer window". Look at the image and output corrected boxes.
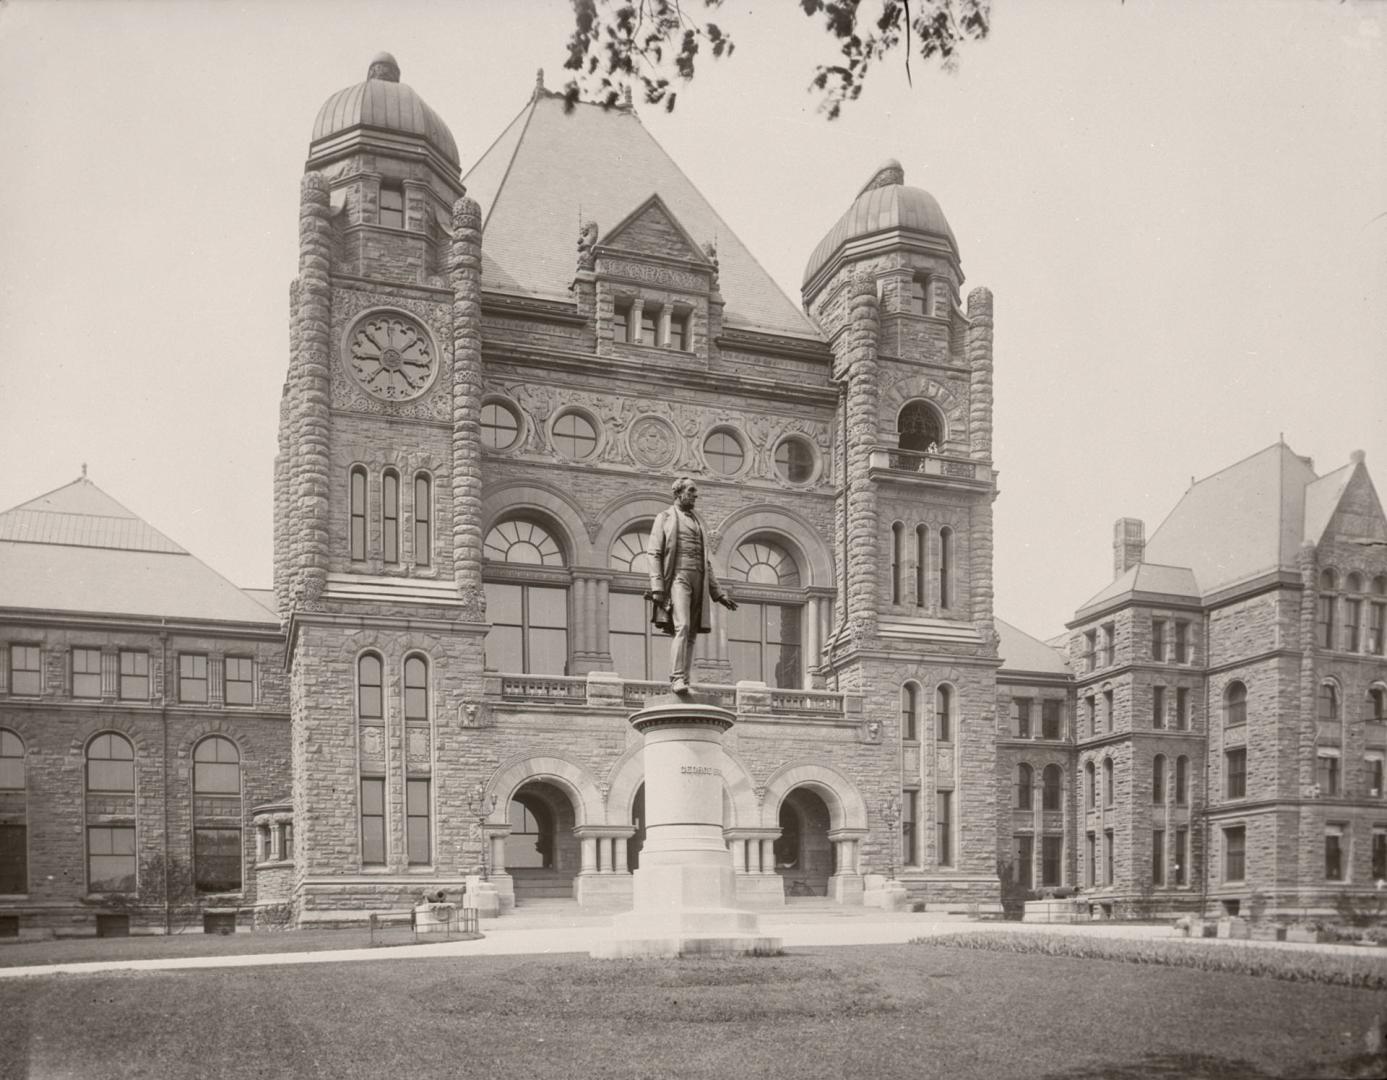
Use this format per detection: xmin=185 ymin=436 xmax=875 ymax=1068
xmin=670 ymin=311 xmax=690 ymax=351
xmin=613 ymin=302 xmax=631 ymax=343
xmin=379 ymin=182 xmax=404 ymax=229
xmin=639 ymin=306 xmax=658 ymax=345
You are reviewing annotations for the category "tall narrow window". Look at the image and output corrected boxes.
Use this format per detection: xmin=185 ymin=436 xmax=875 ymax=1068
xmin=413 ymin=473 xmax=432 ymax=568
xmin=1041 ymin=835 xmax=1063 ymax=887
xmin=1224 ymin=826 xmax=1246 ymax=882
xmin=71 ymin=648 xmax=102 ymax=699
xmin=1041 ymin=700 xmax=1062 ymax=740
xmin=1016 ymin=763 xmax=1033 ymax=810
xmin=1372 ymin=687 xmax=1386 ymax=722
xmin=1226 ymin=748 xmax=1246 ymax=799
xmin=192 ymin=737 xmax=242 ymax=893
xmin=1316 ymin=752 xmax=1340 ymax=796
xmin=1174 ymin=621 xmax=1190 ymax=663
xmin=1152 ymin=829 xmax=1165 ymax=886
xmin=361 ymin=777 xmax=386 ymax=865
xmin=406 ymin=779 xmax=431 ymax=865
xmin=1104 ymin=829 xmax=1114 ymax=885
xmin=357 ymin=654 xmax=383 ymax=720
xmin=1346 ymin=599 xmax=1363 ymax=652
xmin=1373 ymin=830 xmax=1387 ymax=880
xmin=1176 ymin=687 xmax=1190 ymax=730
xmin=8 ymin=646 xmax=40 ymax=697
xmin=915 ymin=525 xmax=928 ymax=606
xmin=118 ymin=650 xmax=148 ymax=701
xmin=938 ymin=527 xmax=953 ymax=610
xmin=1371 ymin=601 xmax=1386 ymax=655
xmin=1104 ymin=689 xmax=1114 ymax=733
xmin=901 ymin=790 xmax=918 ymax=865
xmin=669 ymin=312 xmax=690 ymax=351
xmin=404 ymin=655 xmax=428 ymax=721
xmin=890 ymin=522 xmax=903 ymax=605
xmin=640 ymin=306 xmax=658 ymax=345
xmin=901 ymin=684 xmax=919 ymax=741
xmin=1103 ymin=758 xmax=1114 ymax=807
xmin=86 ymin=734 xmax=135 ymax=893
xmin=1152 ymin=755 xmax=1166 ymax=803
xmin=1225 ymin=682 xmax=1247 ymax=727
xmin=1319 ymin=682 xmax=1339 ymax=724
xmin=613 ymin=302 xmax=630 ymax=343
xmin=1152 ymin=685 xmax=1165 ymax=729
xmin=1101 ymin=624 xmax=1115 ymax=667
xmin=1151 ymin=619 xmax=1165 ymax=661
xmin=727 ymin=539 xmax=805 ymax=689
xmin=1083 ymin=632 xmax=1096 ymax=672
xmin=1042 ymin=765 xmax=1062 ymax=811
xmin=1086 ymin=832 xmax=1096 ymax=886
xmin=936 ymin=791 xmax=952 ymax=866
xmin=378 ymin=181 xmax=404 ymax=228
xmin=178 ymin=654 xmax=208 ymax=704
xmin=1174 ymin=828 xmax=1188 ymax=886
xmin=1086 ymin=696 xmax=1097 ymax=736
xmin=1015 ymin=835 xmax=1033 ymax=888
xmin=909 ymin=275 xmax=930 ymax=315
xmin=350 ymin=467 xmax=367 ymax=562
xmin=1085 ymin=761 xmax=1096 ymax=808
xmin=1175 ymin=756 xmax=1188 ymax=805
xmin=382 ymin=470 xmax=399 ymax=565
xmin=0 ymin=730 xmax=26 ymax=894
xmin=1016 ymin=698 xmax=1032 ymax=739
xmin=484 ymin=520 xmax=570 ymax=675
xmin=1318 ymin=570 xmax=1337 ymax=648
xmin=936 ymin=686 xmax=953 ymax=743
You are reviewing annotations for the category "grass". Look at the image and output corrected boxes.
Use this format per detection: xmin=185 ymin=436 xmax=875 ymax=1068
xmin=3 ymin=944 xmax=1385 ymax=1079
xmin=0 ymin=926 xmax=479 ymax=968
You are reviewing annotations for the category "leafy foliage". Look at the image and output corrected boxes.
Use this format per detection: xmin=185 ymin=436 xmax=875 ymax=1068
xmin=915 ymin=931 xmax=1387 ymax=990
xmin=562 ymin=0 xmax=990 ymax=118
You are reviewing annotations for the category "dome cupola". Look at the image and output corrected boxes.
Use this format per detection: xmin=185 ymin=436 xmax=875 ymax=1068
xmin=802 ymin=160 xmax=959 ymax=298
xmin=308 ymin=53 xmax=460 ymax=172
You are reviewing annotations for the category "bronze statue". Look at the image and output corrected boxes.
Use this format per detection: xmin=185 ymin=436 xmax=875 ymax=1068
xmin=646 ymin=476 xmax=737 ymax=694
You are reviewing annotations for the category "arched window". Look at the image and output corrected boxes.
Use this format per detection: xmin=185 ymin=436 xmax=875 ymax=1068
xmin=727 ymin=538 xmax=804 ymax=688
xmin=357 ymin=653 xmax=383 ymax=719
xmin=0 ymin=730 xmax=26 ymax=894
xmin=897 ymin=401 xmax=943 ymax=453
xmin=1175 ymin=756 xmax=1188 ymax=805
xmin=413 ymin=473 xmax=432 ymax=567
xmin=1347 ymin=572 xmax=1364 ymax=593
xmin=381 ymin=469 xmax=399 ymax=564
xmin=1370 ymin=686 xmax=1386 ymax=722
xmin=1225 ymin=681 xmax=1247 ymax=727
xmin=404 ymin=655 xmax=428 ymax=721
xmin=936 ymin=685 xmax=953 ymax=742
xmin=609 ymin=524 xmax=666 ymax=681
xmin=1103 ymin=758 xmax=1114 ymax=807
xmin=484 ymin=520 xmax=569 ymax=675
xmin=192 ymin=737 xmax=242 ymax=893
xmin=915 ymin=525 xmax=928 ymax=606
xmin=349 ymin=466 xmax=368 ymax=561
xmin=890 ymin=522 xmax=904 ymax=605
xmin=901 ymin=683 xmax=919 ymax=741
xmin=1042 ymin=765 xmax=1062 ymax=811
xmin=939 ymin=527 xmax=954 ymax=610
xmin=1016 ymin=763 xmax=1033 ymax=810
xmin=1085 ymin=761 xmax=1096 ymax=808
xmin=1152 ymin=755 xmax=1166 ymax=803
xmin=1318 ymin=682 xmax=1339 ymax=723
xmin=86 ymin=733 xmax=135 ymax=893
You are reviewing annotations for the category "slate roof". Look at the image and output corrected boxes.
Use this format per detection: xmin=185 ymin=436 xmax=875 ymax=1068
xmin=462 ymin=93 xmax=821 ymax=341
xmin=311 ymin=56 xmax=459 ymax=166
xmin=1077 ymin=563 xmax=1202 ymax=614
xmin=0 ymin=479 xmax=277 ymax=625
xmin=1303 ymin=462 xmax=1356 ymax=545
xmin=995 ymin=617 xmax=1071 ymax=676
xmin=804 ymin=176 xmax=958 ymax=288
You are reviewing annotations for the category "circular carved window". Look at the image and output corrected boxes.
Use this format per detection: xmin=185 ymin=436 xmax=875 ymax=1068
xmin=552 ymin=411 xmax=598 ymax=460
xmin=344 ymin=311 xmax=438 ymax=402
xmin=703 ymin=430 xmax=744 ymax=475
xmin=481 ymin=401 xmax=521 ymax=450
xmin=774 ymin=437 xmax=815 ymax=483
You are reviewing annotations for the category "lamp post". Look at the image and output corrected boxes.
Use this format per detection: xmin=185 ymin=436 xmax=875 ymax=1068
xmin=882 ymin=794 xmax=900 ymax=882
xmin=467 ymin=785 xmax=499 ymax=880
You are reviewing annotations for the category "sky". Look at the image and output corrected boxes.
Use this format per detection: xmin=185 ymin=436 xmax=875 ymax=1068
xmin=0 ymin=0 xmax=1383 ymax=641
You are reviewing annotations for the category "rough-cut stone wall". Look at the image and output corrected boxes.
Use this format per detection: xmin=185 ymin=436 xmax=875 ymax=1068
xmin=449 ymin=195 xmax=486 ymax=621
xmin=841 ymin=272 xmax=881 ymax=641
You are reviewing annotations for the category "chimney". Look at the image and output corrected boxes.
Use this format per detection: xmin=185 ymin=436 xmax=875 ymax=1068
xmin=1114 ymin=518 xmax=1145 ymax=578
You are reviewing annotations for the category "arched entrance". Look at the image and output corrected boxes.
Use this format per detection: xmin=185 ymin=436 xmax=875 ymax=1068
xmin=506 ymin=780 xmax=579 ymax=904
xmin=774 ymin=787 xmax=835 ymax=897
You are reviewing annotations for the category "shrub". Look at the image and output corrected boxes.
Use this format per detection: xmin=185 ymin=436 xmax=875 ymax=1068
xmin=910 ymin=932 xmax=1387 ymax=990
xmin=1334 ymin=889 xmax=1387 ymax=929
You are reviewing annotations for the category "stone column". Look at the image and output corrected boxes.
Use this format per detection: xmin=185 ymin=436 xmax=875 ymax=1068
xmin=630 ymin=298 xmax=646 ymax=344
xmin=760 ymin=839 xmax=776 ymax=875
xmin=806 ymin=596 xmax=822 ymax=678
xmin=449 ymin=194 xmax=486 ymax=622
xmin=580 ymin=835 xmax=598 ymax=874
xmin=842 ymin=271 xmax=881 ymax=641
xmin=658 ymin=306 xmax=672 ymax=348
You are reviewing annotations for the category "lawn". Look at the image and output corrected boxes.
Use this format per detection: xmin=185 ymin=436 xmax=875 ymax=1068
xmin=2 ymin=943 xmax=1383 ymax=1080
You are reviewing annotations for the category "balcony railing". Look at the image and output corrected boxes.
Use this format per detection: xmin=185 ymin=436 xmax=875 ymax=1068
xmin=490 ymin=673 xmax=848 ymax=717
xmin=499 ymin=675 xmax=586 ymax=702
xmin=870 ymin=447 xmax=991 ymax=483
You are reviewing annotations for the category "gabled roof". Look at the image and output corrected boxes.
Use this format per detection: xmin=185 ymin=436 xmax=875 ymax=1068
xmin=0 ymin=478 xmax=277 ymax=626
xmin=462 ymin=93 xmax=820 ymax=340
xmin=1303 ymin=462 xmax=1355 ymax=545
xmin=995 ymin=617 xmax=1072 ymax=676
xmin=1141 ymin=443 xmax=1317 ymax=596
xmin=1077 ymin=562 xmax=1201 ymax=614
xmin=600 ymin=193 xmax=713 ymax=266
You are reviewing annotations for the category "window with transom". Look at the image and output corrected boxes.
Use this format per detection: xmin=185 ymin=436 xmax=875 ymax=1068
xmin=192 ymin=736 xmax=241 ymax=893
xmin=727 ymin=538 xmax=803 ymax=688
xmin=484 ymin=520 xmax=569 ymax=675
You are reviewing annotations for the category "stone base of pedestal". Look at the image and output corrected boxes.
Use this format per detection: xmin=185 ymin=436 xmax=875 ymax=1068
xmin=862 ymin=876 xmax=909 ymax=911
xmin=592 ymin=907 xmax=782 ymax=958
xmin=829 ymin=873 xmax=865 ymax=905
xmin=575 ymin=872 xmax=635 ymax=911
xmin=465 ymin=877 xmax=502 ymax=918
xmin=734 ymin=874 xmax=788 ymax=907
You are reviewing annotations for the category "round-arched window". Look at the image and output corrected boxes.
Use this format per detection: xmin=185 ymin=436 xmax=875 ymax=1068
xmin=1319 ymin=569 xmax=1338 ymax=591
xmin=774 ymin=438 xmax=815 ymax=483
xmin=898 ymin=401 xmax=943 ymax=453
xmin=1225 ymin=681 xmax=1247 ymax=727
xmin=0 ymin=730 xmax=24 ymax=791
xmin=1347 ymin=572 xmax=1365 ymax=593
xmin=729 ymin=539 xmax=801 ymax=586
xmin=484 ymin=520 xmax=565 ymax=566
xmin=609 ymin=526 xmax=654 ymax=575
xmin=552 ymin=411 xmax=597 ymax=460
xmin=480 ymin=401 xmax=520 ymax=450
xmin=703 ymin=430 xmax=744 ymax=475
xmin=194 ymin=736 xmax=240 ymax=795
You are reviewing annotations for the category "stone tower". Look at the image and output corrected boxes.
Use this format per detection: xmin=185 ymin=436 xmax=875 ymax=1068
xmin=275 ymin=54 xmax=491 ymax=922
xmin=801 ymin=161 xmax=1001 ymax=905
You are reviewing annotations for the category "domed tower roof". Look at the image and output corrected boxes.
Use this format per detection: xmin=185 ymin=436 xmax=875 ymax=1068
xmin=309 ymin=53 xmax=459 ymax=169
xmin=802 ymin=160 xmax=958 ymax=293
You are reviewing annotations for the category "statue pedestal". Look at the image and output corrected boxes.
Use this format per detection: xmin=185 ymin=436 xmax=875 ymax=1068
xmin=592 ymin=696 xmax=781 ymax=959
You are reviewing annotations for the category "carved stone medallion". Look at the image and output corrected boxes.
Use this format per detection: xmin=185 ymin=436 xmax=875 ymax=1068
xmin=343 ymin=311 xmax=438 ymax=402
xmin=628 ymin=415 xmax=677 ymax=468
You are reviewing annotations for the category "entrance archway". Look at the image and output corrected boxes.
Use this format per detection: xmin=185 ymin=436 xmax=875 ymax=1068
xmin=627 ymin=783 xmax=646 ymax=871
xmin=506 ymin=780 xmax=579 ymax=904
xmin=774 ymin=787 xmax=834 ymax=897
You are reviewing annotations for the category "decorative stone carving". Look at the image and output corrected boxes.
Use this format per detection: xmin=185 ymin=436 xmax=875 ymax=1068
xmin=330 ymin=289 xmax=452 ymax=420
xmin=629 ymin=415 xmax=677 ymax=468
xmin=344 ymin=311 xmax=438 ymax=402
xmin=407 ymin=727 xmax=430 ymax=762
xmin=577 ymin=219 xmax=598 ymax=272
xmin=362 ymin=727 xmax=384 ymax=757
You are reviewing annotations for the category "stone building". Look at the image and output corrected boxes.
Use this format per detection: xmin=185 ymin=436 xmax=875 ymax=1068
xmin=1055 ymin=443 xmax=1387 ymax=917
xmin=4 ymin=55 xmax=1381 ymax=937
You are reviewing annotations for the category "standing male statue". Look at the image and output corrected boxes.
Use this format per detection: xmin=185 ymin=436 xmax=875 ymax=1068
xmin=646 ymin=477 xmax=737 ymax=694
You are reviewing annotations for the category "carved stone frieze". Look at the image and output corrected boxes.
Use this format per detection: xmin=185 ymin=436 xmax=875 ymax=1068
xmin=330 ymin=288 xmax=453 ymax=421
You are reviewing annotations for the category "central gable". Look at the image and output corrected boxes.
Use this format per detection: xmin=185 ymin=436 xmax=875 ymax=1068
xmin=600 ymin=194 xmax=713 ymax=267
